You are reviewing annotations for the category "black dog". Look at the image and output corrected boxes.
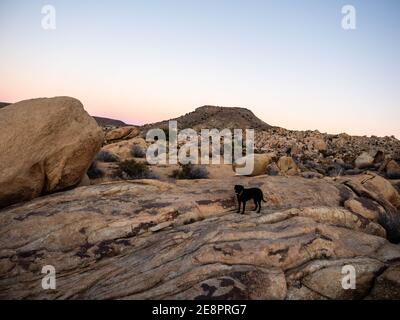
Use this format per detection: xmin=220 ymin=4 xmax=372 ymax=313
xmin=234 ymin=185 xmax=266 ymax=214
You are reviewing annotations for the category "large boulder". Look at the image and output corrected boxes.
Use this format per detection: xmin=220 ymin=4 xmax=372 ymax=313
xmin=340 ymin=173 xmax=400 ymax=242
xmin=232 ymin=154 xmax=272 ymax=176
xmin=309 ymin=137 xmax=327 ymax=152
xmin=355 ymin=152 xmax=374 ymax=169
xmin=105 ymin=126 xmax=140 ymax=142
xmin=101 ymin=137 xmax=147 ymax=160
xmin=386 ymin=160 xmax=400 ymax=179
xmin=296 ymin=258 xmax=385 ymax=300
xmin=344 ymin=198 xmax=382 ymax=222
xmin=361 ymin=174 xmax=400 ymax=209
xmin=0 ymin=97 xmax=104 ymax=208
xmin=277 ymin=156 xmax=299 ymax=176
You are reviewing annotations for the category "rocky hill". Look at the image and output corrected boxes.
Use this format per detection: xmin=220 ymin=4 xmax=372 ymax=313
xmin=0 ymin=102 xmax=11 ymax=109
xmin=136 ymin=105 xmax=400 ymax=177
xmin=93 ymin=116 xmax=127 ymax=127
xmin=140 ymin=105 xmax=272 ymax=132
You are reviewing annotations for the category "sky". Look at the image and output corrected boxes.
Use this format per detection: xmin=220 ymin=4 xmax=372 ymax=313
xmin=0 ymin=0 xmax=399 ymax=137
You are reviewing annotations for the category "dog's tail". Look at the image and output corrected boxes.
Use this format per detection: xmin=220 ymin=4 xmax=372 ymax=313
xmin=262 ymin=196 xmax=267 ymax=203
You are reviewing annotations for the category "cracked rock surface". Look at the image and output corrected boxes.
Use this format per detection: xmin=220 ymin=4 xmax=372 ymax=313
xmin=0 ymin=175 xmax=399 ymax=299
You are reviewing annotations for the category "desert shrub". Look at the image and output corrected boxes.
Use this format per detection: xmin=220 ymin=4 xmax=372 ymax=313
xmin=171 ymin=164 xmax=209 ymax=180
xmin=96 ymin=150 xmax=119 ymax=163
xmin=87 ymin=161 xmax=104 ymax=179
xmin=326 ymin=164 xmax=344 ymax=177
xmin=131 ymin=145 xmax=146 ymax=158
xmin=113 ymin=160 xmax=157 ymax=179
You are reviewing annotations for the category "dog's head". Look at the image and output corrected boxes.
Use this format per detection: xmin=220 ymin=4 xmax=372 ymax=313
xmin=234 ymin=185 xmax=244 ymax=195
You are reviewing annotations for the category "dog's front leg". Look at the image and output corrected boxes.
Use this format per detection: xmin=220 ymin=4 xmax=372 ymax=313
xmin=237 ymin=197 xmax=241 ymax=213
xmin=241 ymin=201 xmax=246 ymax=215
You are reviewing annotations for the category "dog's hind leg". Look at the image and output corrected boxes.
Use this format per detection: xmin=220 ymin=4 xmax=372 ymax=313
xmin=257 ymin=200 xmax=262 ymax=213
xmin=253 ymin=199 xmax=258 ymax=211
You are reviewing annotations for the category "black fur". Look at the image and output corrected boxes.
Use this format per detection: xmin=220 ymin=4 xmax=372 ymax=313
xmin=234 ymin=185 xmax=267 ymax=214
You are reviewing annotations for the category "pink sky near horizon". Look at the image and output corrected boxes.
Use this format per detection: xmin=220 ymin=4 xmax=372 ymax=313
xmin=2 ymin=88 xmax=399 ymax=139
xmin=1 ymin=58 xmax=399 ymax=138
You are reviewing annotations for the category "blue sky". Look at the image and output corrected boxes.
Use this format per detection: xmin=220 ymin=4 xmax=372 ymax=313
xmin=0 ymin=0 xmax=399 ymax=137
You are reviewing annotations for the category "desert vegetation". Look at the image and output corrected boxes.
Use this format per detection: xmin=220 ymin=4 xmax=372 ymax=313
xmin=171 ymin=163 xmax=209 ymax=180
xmin=96 ymin=150 xmax=119 ymax=163
xmin=87 ymin=161 xmax=104 ymax=179
xmin=113 ymin=160 xmax=157 ymax=180
xmin=131 ymin=145 xmax=146 ymax=158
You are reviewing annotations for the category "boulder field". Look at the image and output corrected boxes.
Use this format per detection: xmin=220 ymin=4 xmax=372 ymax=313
xmin=0 ymin=174 xmax=399 ymax=299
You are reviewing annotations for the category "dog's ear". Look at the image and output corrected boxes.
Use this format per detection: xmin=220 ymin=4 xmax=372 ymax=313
xmin=234 ymin=185 xmax=244 ymax=192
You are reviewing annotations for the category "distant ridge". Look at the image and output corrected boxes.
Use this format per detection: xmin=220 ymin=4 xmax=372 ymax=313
xmin=140 ymin=105 xmax=272 ymax=132
xmin=0 ymin=102 xmax=127 ymax=128
xmin=0 ymin=102 xmax=11 ymax=109
xmin=93 ymin=116 xmax=127 ymax=127
xmin=2 ymin=102 xmax=271 ymax=131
